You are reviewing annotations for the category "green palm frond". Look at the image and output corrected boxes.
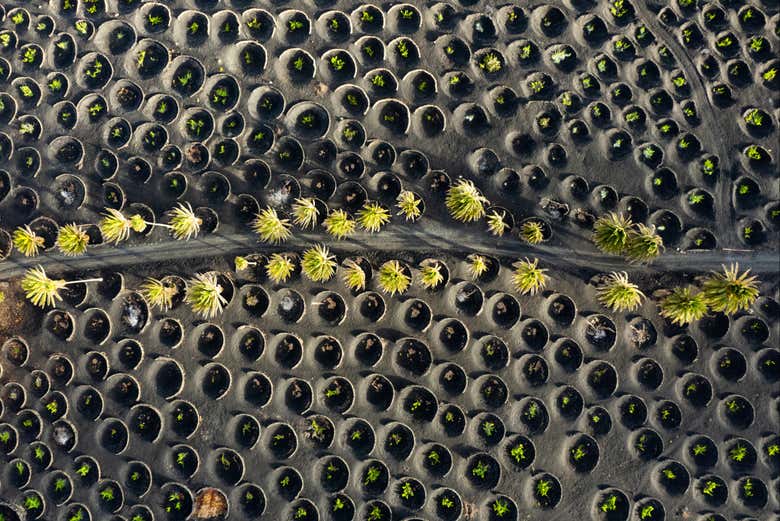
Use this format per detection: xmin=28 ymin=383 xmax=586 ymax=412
xmin=592 ymin=212 xmax=632 ymax=255
xmin=341 ymin=259 xmax=367 ymax=291
xmin=486 ymin=210 xmax=509 ymax=236
xmin=701 ymin=263 xmax=759 ymax=315
xmin=140 ymin=277 xmax=180 ymax=311
xmin=626 ymin=224 xmax=664 ymax=263
xmin=596 ymin=271 xmax=645 ymax=312
xmin=356 ymin=201 xmax=391 ymax=232
xmin=323 ymin=209 xmax=357 ymax=239
xmin=292 ymin=198 xmax=320 ymax=229
xmin=659 ymin=286 xmax=708 ymax=325
xmin=396 ymin=190 xmax=423 ymax=221
xmin=377 ymin=260 xmax=411 ymax=295
xmin=265 ymin=253 xmax=296 ymax=283
xmin=12 ymin=225 xmax=45 ymax=257
xmin=252 ymin=207 xmax=293 ymax=244
xmin=185 ymin=272 xmax=228 ymax=319
xmin=301 ymin=245 xmax=337 ymax=282
xmin=56 ymin=224 xmax=89 ymax=256
xmin=511 ymin=258 xmax=548 ymax=295
xmin=446 ymin=179 xmax=489 ymax=222
xmin=168 ymin=203 xmax=202 ymax=241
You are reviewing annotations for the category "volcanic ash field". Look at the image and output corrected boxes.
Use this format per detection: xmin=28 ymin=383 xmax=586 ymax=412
xmin=0 ymin=1 xmax=778 ymax=521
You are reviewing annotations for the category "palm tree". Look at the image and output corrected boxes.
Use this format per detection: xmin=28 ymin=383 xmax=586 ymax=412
xmin=234 ymin=256 xmax=256 ymax=272
xmin=265 ymin=253 xmax=296 ymax=283
xmin=292 ymin=198 xmax=320 ymax=229
xmin=323 ymin=209 xmax=356 ymax=239
xmin=101 ymin=204 xmax=200 ymax=243
xmin=626 ymin=224 xmax=663 ymax=263
xmin=659 ymin=286 xmax=708 ymax=325
xmin=21 ymin=266 xmax=102 ymax=308
xmin=446 ymin=179 xmax=489 ymax=222
xmin=466 ymin=254 xmax=489 ymax=280
xmin=140 ymin=277 xmax=180 ymax=311
xmin=341 ymin=259 xmax=366 ymax=291
xmin=356 ymin=201 xmax=391 ymax=232
xmin=99 ymin=208 xmax=148 ymax=244
xmin=701 ymin=263 xmax=759 ymax=314
xmin=418 ymin=261 xmax=444 ymax=290
xmin=486 ymin=210 xmax=509 ymax=236
xmin=301 ymin=245 xmax=337 ymax=282
xmin=592 ymin=212 xmax=632 ymax=255
xmin=396 ymin=191 xmax=423 ymax=221
xmin=56 ymin=224 xmax=90 ymax=256
xmin=596 ymin=272 xmax=645 ymax=312
xmin=377 ymin=260 xmax=411 ymax=295
xmin=185 ymin=272 xmax=228 ymax=319
xmin=12 ymin=225 xmax=45 ymax=257
xmin=167 ymin=203 xmax=202 ymax=241
xmin=511 ymin=258 xmax=548 ymax=295
xmin=519 ymin=220 xmax=544 ymax=244
xmin=251 ymin=207 xmax=293 ymax=244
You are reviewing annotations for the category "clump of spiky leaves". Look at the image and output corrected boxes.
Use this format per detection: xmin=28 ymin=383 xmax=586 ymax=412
xmin=22 ymin=266 xmax=66 ymax=308
xmin=99 ymin=209 xmax=147 ymax=244
xmin=659 ymin=286 xmax=708 ymax=325
xmin=185 ymin=272 xmax=228 ymax=319
xmin=252 ymin=207 xmax=293 ymax=244
xmin=701 ymin=263 xmax=759 ymax=315
xmin=418 ymin=261 xmax=444 ymax=290
xmin=341 ymin=259 xmax=367 ymax=291
xmin=265 ymin=253 xmax=295 ymax=283
xmin=592 ymin=212 xmax=633 ymax=255
xmin=626 ymin=224 xmax=663 ymax=263
xmin=56 ymin=224 xmax=89 ymax=256
xmin=234 ymin=256 xmax=253 ymax=271
xmin=446 ymin=179 xmax=489 ymax=222
xmin=292 ymin=198 xmax=319 ymax=229
xmin=467 ymin=254 xmax=489 ymax=280
xmin=486 ymin=210 xmax=509 ymax=236
xmin=396 ymin=190 xmax=423 ymax=221
xmin=356 ymin=201 xmax=391 ymax=232
xmin=324 ymin=209 xmax=357 ymax=239
xmin=12 ymin=225 xmax=44 ymax=257
xmin=21 ymin=266 xmax=102 ymax=308
xmin=140 ymin=277 xmax=179 ymax=311
xmin=519 ymin=220 xmax=544 ymax=244
xmin=168 ymin=203 xmax=202 ymax=241
xmin=596 ymin=272 xmax=645 ymax=312
xmin=377 ymin=260 xmax=411 ymax=296
xmin=301 ymin=245 xmax=337 ymax=282
xmin=511 ymin=258 xmax=548 ymax=295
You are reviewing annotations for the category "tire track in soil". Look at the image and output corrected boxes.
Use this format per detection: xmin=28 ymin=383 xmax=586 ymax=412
xmin=631 ymin=2 xmax=735 ymax=247
xmin=0 ymin=220 xmax=776 ymax=280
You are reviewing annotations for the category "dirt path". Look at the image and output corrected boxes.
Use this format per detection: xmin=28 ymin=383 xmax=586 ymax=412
xmin=0 ymin=221 xmax=776 ymax=280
